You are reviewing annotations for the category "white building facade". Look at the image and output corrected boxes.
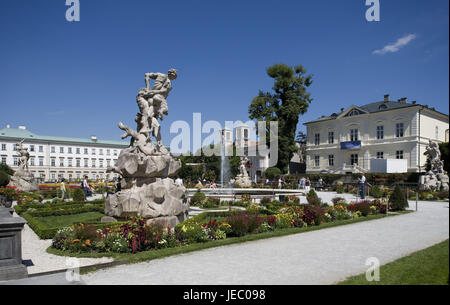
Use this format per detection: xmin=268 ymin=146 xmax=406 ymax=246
xmin=304 ymin=95 xmax=449 ymax=174
xmin=0 ymin=125 xmax=128 ymax=182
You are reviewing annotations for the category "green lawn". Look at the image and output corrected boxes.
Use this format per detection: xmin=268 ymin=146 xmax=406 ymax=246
xmin=338 ymin=239 xmax=449 ymax=285
xmin=35 ymin=212 xmax=105 ymax=227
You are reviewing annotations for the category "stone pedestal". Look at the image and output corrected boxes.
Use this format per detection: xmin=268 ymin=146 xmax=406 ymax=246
xmin=8 ymin=169 xmax=39 ymax=192
xmin=235 ymin=175 xmax=252 ymax=187
xmin=0 ymin=207 xmax=28 ymax=281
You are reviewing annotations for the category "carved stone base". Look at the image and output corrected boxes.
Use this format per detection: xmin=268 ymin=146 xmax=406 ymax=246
xmin=8 ymin=170 xmax=39 ymax=192
xmin=234 ymin=175 xmax=252 ymax=187
xmin=105 ymin=177 xmax=189 ymax=226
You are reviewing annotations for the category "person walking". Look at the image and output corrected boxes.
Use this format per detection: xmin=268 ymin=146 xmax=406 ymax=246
xmin=82 ymin=176 xmax=90 ymax=198
xmin=359 ymin=174 xmax=366 ymax=199
xmin=305 ymin=177 xmax=311 ymax=193
xmin=60 ymin=178 xmax=66 ymax=201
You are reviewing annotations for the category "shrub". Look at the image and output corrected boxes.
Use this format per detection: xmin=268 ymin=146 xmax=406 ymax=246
xmin=349 ymin=201 xmax=371 ymax=216
xmin=260 ymin=197 xmax=272 ymax=205
xmin=302 ymin=205 xmax=325 ymax=226
xmin=0 ymin=171 xmax=10 ymax=187
xmin=72 ymin=188 xmax=85 ymax=201
xmin=389 ymin=185 xmax=408 ymax=211
xmin=190 ymin=192 xmax=206 ymax=206
xmin=335 ymin=185 xmax=345 ymax=194
xmin=306 ymin=189 xmax=321 ymax=205
xmin=202 ymin=197 xmax=220 ymax=208
xmin=370 ymin=185 xmax=383 ymax=198
xmin=226 ymin=212 xmax=262 ymax=237
xmin=264 ymin=167 xmax=281 ymax=180
xmin=331 ymin=197 xmax=346 ymax=206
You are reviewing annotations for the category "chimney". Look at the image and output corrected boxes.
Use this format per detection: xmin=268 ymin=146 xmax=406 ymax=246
xmin=6 ymin=124 xmax=10 ymax=128
xmin=412 ymin=101 xmax=416 ymax=104
xmin=18 ymin=125 xmax=26 ymax=130
xmin=398 ymin=97 xmax=407 ymax=104
xmin=340 ymin=108 xmax=344 ymax=112
xmin=384 ymin=94 xmax=390 ymax=102
xmin=91 ymin=135 xmax=97 ymax=142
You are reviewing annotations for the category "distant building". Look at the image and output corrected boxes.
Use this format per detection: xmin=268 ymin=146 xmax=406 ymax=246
xmin=0 ymin=125 xmax=128 ymax=182
xmin=303 ymin=95 xmax=449 ymax=174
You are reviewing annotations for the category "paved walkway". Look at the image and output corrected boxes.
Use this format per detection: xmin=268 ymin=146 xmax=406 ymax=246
xmin=81 ymin=200 xmax=449 ymax=285
xmin=12 ymin=194 xmax=114 ymax=275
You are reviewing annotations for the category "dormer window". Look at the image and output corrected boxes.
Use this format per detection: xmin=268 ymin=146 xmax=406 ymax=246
xmin=378 ymin=104 xmax=387 ymax=110
xmin=348 ymin=109 xmax=359 ymax=116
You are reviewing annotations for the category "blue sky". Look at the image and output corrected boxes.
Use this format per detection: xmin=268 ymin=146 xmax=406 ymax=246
xmin=0 ymin=0 xmax=448 ymax=150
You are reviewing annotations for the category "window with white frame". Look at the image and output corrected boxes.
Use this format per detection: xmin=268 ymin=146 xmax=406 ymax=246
xmin=39 ymin=157 xmax=44 ymax=166
xmin=314 ymin=155 xmax=320 ymax=167
xmin=328 ymin=155 xmax=334 ymax=166
xmin=68 ymin=158 xmax=73 ymax=167
xmin=92 ymin=148 xmax=96 ymax=155
xmin=435 ymin=126 xmax=439 ymax=139
xmin=314 ymin=133 xmax=320 ymax=145
xmin=1 ymin=144 xmax=6 ymax=151
xmin=396 ymin=150 xmax=404 ymax=159
xmin=350 ymin=154 xmax=358 ymax=165
xmin=30 ymin=157 xmax=35 ymax=166
xmin=13 ymin=157 xmax=18 ymax=166
xmin=376 ymin=125 xmax=384 ymax=139
xmin=59 ymin=158 xmax=64 ymax=167
xmin=328 ymin=131 xmax=334 ymax=144
xmin=51 ymin=146 xmax=56 ymax=153
xmin=29 ymin=145 xmax=35 ymax=152
xmin=395 ymin=123 xmax=404 ymax=137
xmin=76 ymin=147 xmax=80 ymax=154
xmin=376 ymin=152 xmax=384 ymax=159
xmin=350 ymin=129 xmax=359 ymax=141
xmin=84 ymin=158 xmax=88 ymax=167
xmin=60 ymin=147 xmax=64 ymax=153
xmin=76 ymin=158 xmax=81 ymax=167
xmin=51 ymin=158 xmax=56 ymax=167
xmin=68 ymin=147 xmax=72 ymax=154
xmin=107 ymin=149 xmax=110 ymax=156
xmin=92 ymin=159 xmax=96 ymax=167
xmin=99 ymin=149 xmax=103 ymax=155
xmin=84 ymin=148 xmax=88 ymax=154
xmin=1 ymin=156 xmax=7 ymax=164
xmin=39 ymin=146 xmax=43 ymax=152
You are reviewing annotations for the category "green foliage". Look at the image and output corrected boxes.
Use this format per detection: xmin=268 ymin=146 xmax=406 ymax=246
xmin=370 ymin=185 xmax=383 ymax=198
xmin=389 ymin=185 xmax=409 ymax=211
xmin=190 ymin=192 xmax=206 ymax=206
xmin=249 ymin=63 xmax=313 ymax=173
xmin=264 ymin=167 xmax=281 ymax=180
xmin=0 ymin=163 xmax=14 ymax=176
xmin=306 ymin=189 xmax=321 ymax=205
xmin=72 ymin=188 xmax=86 ymax=201
xmin=0 ymin=171 xmax=9 ymax=187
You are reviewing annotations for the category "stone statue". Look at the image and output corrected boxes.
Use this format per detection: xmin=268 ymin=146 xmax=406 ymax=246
xmin=105 ymin=69 xmax=189 ymax=227
xmin=234 ymin=157 xmax=252 ymax=187
xmin=419 ymin=140 xmax=448 ymax=191
xmin=8 ymin=140 xmax=39 ymax=192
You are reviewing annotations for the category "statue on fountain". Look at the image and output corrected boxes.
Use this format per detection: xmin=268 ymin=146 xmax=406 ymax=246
xmin=419 ymin=140 xmax=449 ymax=191
xmin=234 ymin=157 xmax=252 ymax=187
xmin=8 ymin=140 xmax=39 ymax=192
xmin=105 ymin=69 xmax=189 ymax=227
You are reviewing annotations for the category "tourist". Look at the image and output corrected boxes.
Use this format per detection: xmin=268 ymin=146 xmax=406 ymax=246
xmin=82 ymin=176 xmax=90 ymax=198
xmin=210 ymin=181 xmax=217 ymax=189
xmin=359 ymin=174 xmax=366 ymax=199
xmin=300 ymin=177 xmax=306 ymax=189
xmin=318 ymin=177 xmax=323 ymax=190
xmin=60 ymin=178 xmax=66 ymax=200
xmin=305 ymin=177 xmax=311 ymax=193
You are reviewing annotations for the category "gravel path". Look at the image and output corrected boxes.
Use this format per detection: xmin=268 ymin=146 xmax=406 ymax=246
xmin=14 ymin=194 xmax=114 ymax=275
xmin=82 ymin=200 xmax=449 ymax=285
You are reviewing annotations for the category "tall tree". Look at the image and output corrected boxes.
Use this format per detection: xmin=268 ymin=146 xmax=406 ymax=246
xmin=249 ymin=64 xmax=313 ymax=173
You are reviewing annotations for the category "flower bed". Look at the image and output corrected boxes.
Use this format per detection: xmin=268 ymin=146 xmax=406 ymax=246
xmin=51 ymin=198 xmax=389 ymax=255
